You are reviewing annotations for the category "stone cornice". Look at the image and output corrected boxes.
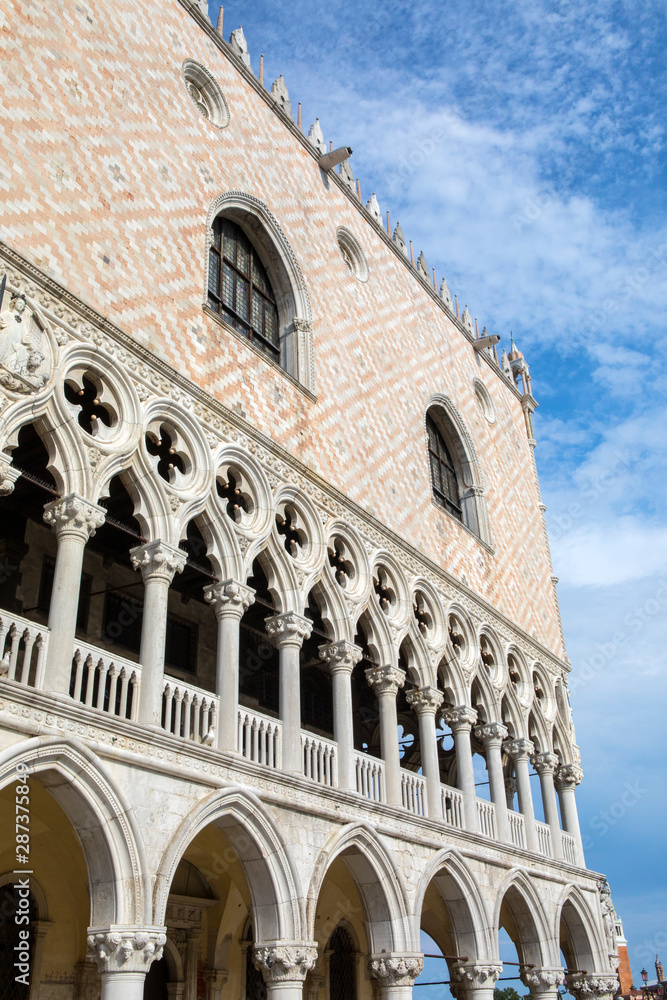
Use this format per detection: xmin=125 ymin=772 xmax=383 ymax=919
xmin=0 ymin=242 xmax=569 ymax=680
xmin=175 ymin=0 xmax=527 ymax=405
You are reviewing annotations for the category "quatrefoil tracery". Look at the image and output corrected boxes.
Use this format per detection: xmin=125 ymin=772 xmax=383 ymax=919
xmin=276 ymin=504 xmax=306 ymax=558
xmin=413 ymin=592 xmax=433 ymax=636
xmin=373 ymin=569 xmax=396 ymax=615
xmin=448 ymin=615 xmax=465 ymax=655
xmin=145 ymin=424 xmax=187 ymax=483
xmin=217 ymin=470 xmax=250 ymax=523
xmin=64 ymin=373 xmax=115 ymax=437
xmin=328 ymin=537 xmax=355 ymax=589
xmin=480 ymin=635 xmax=495 ymax=670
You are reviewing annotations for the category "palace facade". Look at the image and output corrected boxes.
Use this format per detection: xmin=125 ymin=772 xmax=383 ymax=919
xmin=0 ymin=1 xmax=621 ymax=999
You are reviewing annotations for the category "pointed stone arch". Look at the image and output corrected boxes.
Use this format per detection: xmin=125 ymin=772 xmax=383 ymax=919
xmin=494 ymin=869 xmax=557 ymax=968
xmin=0 ymin=737 xmax=148 ymax=926
xmin=155 ymin=786 xmax=303 ymax=943
xmin=425 ymin=393 xmax=492 ymax=546
xmin=557 ymin=884 xmax=607 ymax=973
xmin=306 ymin=822 xmax=412 ymax=954
xmin=415 ymin=848 xmax=494 ymax=961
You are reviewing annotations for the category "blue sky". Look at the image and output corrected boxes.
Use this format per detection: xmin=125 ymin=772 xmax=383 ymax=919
xmin=209 ymin=0 xmax=667 ymax=986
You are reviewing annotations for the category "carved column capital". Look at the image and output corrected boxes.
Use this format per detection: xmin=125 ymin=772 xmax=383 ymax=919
xmin=406 ymin=685 xmax=444 ymax=715
xmin=130 ymin=540 xmax=187 ymax=583
xmin=565 ymin=973 xmax=619 ymax=1000
xmin=532 ymin=751 xmax=560 ymax=776
xmin=318 ymin=640 xmax=363 ymax=674
xmin=503 ymin=737 xmax=535 ymax=762
xmin=451 ymin=962 xmax=502 ymax=995
xmin=252 ymin=942 xmax=318 ymax=983
xmin=43 ymin=494 xmax=106 ymax=541
xmin=204 ymin=579 xmax=255 ymax=619
xmin=369 ymin=954 xmax=424 ymax=987
xmin=443 ymin=705 xmax=478 ymax=732
xmin=265 ymin=611 xmax=313 ymax=649
xmin=474 ymin=722 xmax=508 ymax=746
xmin=556 ymin=763 xmax=584 ymax=789
xmin=0 ymin=453 xmax=21 ymax=496
xmin=86 ymin=926 xmax=167 ymax=974
xmin=520 ymin=968 xmax=566 ymax=993
xmin=365 ymin=663 xmax=406 ymax=696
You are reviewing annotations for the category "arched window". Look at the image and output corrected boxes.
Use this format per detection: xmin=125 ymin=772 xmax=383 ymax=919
xmin=329 ymin=925 xmax=357 ymax=1000
xmin=208 ymin=217 xmax=280 ymax=362
xmin=426 ymin=414 xmax=462 ymax=520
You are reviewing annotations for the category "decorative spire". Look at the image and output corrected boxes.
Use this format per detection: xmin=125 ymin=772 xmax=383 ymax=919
xmin=409 ymin=240 xmax=415 ymax=266
xmin=307 ymin=118 xmax=326 ymax=154
xmin=270 ymin=75 xmax=291 ymax=117
xmin=461 ymin=304 xmax=474 ymax=333
xmin=297 ymin=102 xmax=302 ymax=131
xmin=216 ymin=4 xmax=224 ymax=36
xmin=393 ymin=221 xmax=408 ymax=256
xmin=366 ymin=192 xmax=382 ymax=225
xmin=259 ymin=54 xmax=264 ymax=86
xmin=229 ymin=26 xmax=251 ymax=68
xmin=432 ymin=267 xmax=437 ymax=292
xmin=386 ymin=210 xmax=391 ymax=236
xmin=339 ymin=158 xmax=354 ymax=191
xmin=439 ymin=278 xmax=453 ymax=311
xmin=356 ymin=177 xmax=362 ymax=201
xmin=455 ymin=294 xmax=459 ymax=318
xmin=416 ymin=250 xmax=429 ymax=280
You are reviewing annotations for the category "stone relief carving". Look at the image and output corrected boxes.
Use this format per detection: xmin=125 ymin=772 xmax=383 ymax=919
xmin=0 ymin=292 xmax=48 ymax=392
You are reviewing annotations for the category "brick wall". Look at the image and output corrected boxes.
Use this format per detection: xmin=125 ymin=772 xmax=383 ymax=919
xmin=0 ymin=0 xmax=565 ymax=657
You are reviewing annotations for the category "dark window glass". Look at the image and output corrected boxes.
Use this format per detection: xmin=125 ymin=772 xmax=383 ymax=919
xmin=39 ymin=555 xmax=92 ymax=631
xmin=165 ymin=615 xmax=197 ymax=674
xmin=426 ymin=415 xmax=462 ymax=520
xmin=103 ymin=591 xmax=143 ymax=652
xmin=329 ymin=926 xmax=357 ymax=1000
xmin=208 ymin=217 xmax=280 ymax=361
xmin=102 ymin=592 xmax=197 ymax=674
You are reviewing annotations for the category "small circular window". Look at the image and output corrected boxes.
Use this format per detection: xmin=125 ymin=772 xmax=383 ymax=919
xmin=336 ymin=227 xmax=369 ymax=282
xmin=473 ymin=379 xmax=496 ymax=423
xmin=182 ymin=60 xmax=230 ymax=129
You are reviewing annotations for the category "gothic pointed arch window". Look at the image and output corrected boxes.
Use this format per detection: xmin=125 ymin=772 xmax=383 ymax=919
xmin=425 ymin=401 xmax=491 ymax=546
xmin=208 ymin=217 xmax=280 ymax=361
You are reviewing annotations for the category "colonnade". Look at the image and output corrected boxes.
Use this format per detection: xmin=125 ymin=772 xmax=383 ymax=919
xmin=21 ymin=492 xmax=584 ymax=865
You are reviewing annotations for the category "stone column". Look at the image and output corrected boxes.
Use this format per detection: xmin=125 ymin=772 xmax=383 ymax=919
xmin=185 ymin=930 xmax=199 ymax=1000
xmin=369 ymin=954 xmax=424 ymax=1000
xmin=406 ymin=685 xmax=444 ymax=819
xmin=42 ymin=495 xmax=106 ymax=694
xmin=204 ymin=970 xmax=229 ymax=1000
xmin=532 ymin=751 xmax=563 ymax=859
xmin=87 ymin=927 xmax=167 ymax=1000
xmin=365 ymin=664 xmax=406 ymax=806
xmin=130 ymin=540 xmax=187 ymax=726
xmin=474 ymin=723 xmax=509 ymax=843
xmin=520 ymin=967 xmax=565 ymax=1000
xmin=204 ymin=579 xmax=255 ymax=751
xmin=556 ymin=764 xmax=585 ymax=866
xmin=565 ymin=973 xmax=620 ymax=1000
xmin=318 ymin=640 xmax=363 ymax=791
xmin=265 ymin=612 xmax=313 ymax=773
xmin=442 ymin=706 xmax=478 ymax=832
xmin=503 ymin=738 xmax=537 ymax=852
xmin=450 ymin=962 xmax=502 ymax=1000
xmin=253 ymin=942 xmax=318 ymax=1000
